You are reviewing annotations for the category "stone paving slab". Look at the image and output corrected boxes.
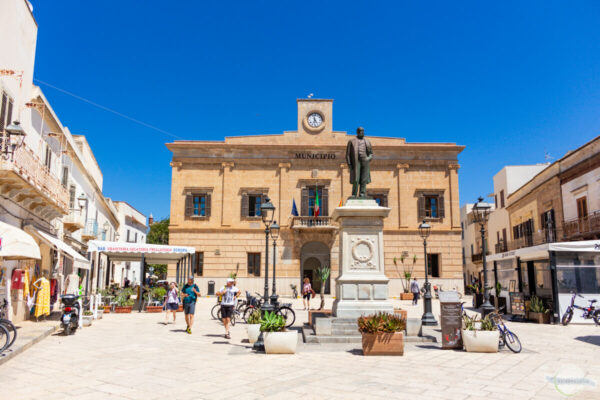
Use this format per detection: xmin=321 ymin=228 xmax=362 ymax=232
xmin=0 ymin=318 xmax=59 ymax=366
xmin=0 ymin=297 xmax=598 ymax=399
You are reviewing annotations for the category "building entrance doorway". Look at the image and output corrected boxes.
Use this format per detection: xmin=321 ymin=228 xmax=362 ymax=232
xmin=300 ymin=241 xmax=330 ymax=295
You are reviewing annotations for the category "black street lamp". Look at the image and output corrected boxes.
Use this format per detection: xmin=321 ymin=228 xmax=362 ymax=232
xmin=418 ymin=220 xmax=437 ymax=326
xmin=270 ymin=221 xmax=280 ymax=307
xmin=472 ymin=196 xmax=494 ymax=316
xmin=253 ymin=196 xmax=276 ymax=352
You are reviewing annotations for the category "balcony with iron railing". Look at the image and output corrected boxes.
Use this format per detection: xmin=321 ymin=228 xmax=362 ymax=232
xmin=0 ymin=136 xmax=69 ymax=217
xmin=563 ymin=211 xmax=600 ymax=239
xmin=471 ymin=251 xmax=491 ymax=263
xmin=502 ymin=228 xmax=563 ymax=252
xmin=290 ymin=216 xmax=336 ymax=230
xmin=81 ymin=219 xmax=99 ymax=240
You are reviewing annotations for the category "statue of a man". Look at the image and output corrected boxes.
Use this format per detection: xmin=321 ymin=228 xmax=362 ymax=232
xmin=346 ymin=127 xmax=373 ymax=197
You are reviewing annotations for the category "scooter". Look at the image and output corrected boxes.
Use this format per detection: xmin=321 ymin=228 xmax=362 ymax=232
xmin=60 ymin=294 xmax=81 ymax=335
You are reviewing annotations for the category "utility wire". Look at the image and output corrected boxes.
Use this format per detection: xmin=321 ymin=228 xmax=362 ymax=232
xmin=33 ymin=78 xmax=183 ymax=140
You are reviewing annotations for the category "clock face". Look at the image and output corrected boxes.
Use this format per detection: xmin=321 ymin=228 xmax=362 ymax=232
xmin=307 ymin=113 xmax=323 ymax=128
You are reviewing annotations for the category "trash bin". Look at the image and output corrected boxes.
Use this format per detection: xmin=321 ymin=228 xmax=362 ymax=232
xmin=207 ymin=280 xmax=215 ymax=296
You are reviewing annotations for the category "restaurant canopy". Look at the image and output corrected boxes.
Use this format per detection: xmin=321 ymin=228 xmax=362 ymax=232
xmin=87 ymin=240 xmax=195 ymax=264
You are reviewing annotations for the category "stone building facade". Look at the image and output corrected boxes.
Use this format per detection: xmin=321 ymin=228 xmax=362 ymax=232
xmin=166 ymin=99 xmax=464 ymax=296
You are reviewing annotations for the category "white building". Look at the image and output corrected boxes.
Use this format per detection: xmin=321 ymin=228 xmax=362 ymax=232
xmin=460 ymin=202 xmax=494 ymax=287
xmin=112 ymin=201 xmax=147 ymax=286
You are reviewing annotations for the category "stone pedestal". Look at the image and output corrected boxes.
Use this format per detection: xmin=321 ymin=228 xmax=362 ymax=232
xmin=332 ymin=198 xmax=394 ymax=319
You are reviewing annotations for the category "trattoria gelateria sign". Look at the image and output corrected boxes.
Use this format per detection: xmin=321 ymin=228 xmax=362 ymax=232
xmin=294 ymin=152 xmax=337 ymax=159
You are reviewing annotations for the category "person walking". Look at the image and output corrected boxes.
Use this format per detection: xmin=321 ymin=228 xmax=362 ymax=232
xmin=164 ymin=282 xmax=179 ymax=324
xmin=302 ymin=277 xmax=314 ymax=310
xmin=410 ymin=277 xmax=420 ymax=305
xmin=181 ymin=276 xmax=201 ymax=334
xmin=216 ymin=278 xmax=240 ymax=339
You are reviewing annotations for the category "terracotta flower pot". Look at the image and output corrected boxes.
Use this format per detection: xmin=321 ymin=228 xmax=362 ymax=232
xmin=104 ymin=306 xmax=111 ymax=313
xmin=146 ymin=306 xmax=163 ymax=313
xmin=361 ymin=332 xmax=404 ymax=356
xmin=400 ymin=293 xmax=414 ymax=301
xmin=114 ymin=306 xmax=133 ymax=314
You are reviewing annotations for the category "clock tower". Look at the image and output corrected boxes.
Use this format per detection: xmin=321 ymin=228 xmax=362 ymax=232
xmin=297 ymin=99 xmax=333 ymax=136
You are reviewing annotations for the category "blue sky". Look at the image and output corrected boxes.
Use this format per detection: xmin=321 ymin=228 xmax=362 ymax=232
xmin=31 ymin=1 xmax=600 ymax=219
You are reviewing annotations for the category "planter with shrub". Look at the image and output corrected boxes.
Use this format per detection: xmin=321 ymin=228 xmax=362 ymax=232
xmin=114 ymin=288 xmax=135 ymax=313
xmin=528 ymin=295 xmax=550 ymax=324
xmin=82 ymin=311 xmax=94 ymax=327
xmin=246 ymin=308 xmax=262 ymax=344
xmin=261 ymin=311 xmax=297 ymax=354
xmin=461 ymin=314 xmax=498 ymax=353
xmin=145 ymin=287 xmax=167 ymax=313
xmin=358 ymin=312 xmax=406 ymax=356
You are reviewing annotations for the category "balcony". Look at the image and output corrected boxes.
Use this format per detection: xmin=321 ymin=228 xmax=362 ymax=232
xmin=502 ymin=228 xmax=563 ymax=252
xmin=291 ymin=216 xmax=336 ymax=230
xmin=495 ymin=242 xmax=508 ymax=253
xmin=81 ymin=219 xmax=99 ymax=240
xmin=63 ymin=210 xmax=85 ymax=233
xmin=563 ymin=211 xmax=600 ymax=239
xmin=0 ymin=139 xmax=69 ymax=220
xmin=471 ymin=252 xmax=491 ymax=263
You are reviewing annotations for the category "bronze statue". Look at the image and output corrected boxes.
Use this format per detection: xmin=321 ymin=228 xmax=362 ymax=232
xmin=346 ymin=127 xmax=372 ymax=197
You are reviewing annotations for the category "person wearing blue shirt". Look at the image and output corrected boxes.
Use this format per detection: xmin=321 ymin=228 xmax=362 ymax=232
xmin=181 ymin=276 xmax=201 ymax=334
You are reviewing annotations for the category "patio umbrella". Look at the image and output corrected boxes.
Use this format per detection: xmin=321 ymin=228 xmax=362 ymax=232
xmin=0 ymin=221 xmax=41 ymax=260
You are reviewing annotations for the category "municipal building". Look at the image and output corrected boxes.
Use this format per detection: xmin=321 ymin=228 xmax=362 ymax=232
xmin=166 ymin=99 xmax=464 ymax=296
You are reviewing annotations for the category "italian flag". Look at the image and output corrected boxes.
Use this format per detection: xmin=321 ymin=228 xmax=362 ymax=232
xmin=314 ymin=191 xmax=320 ymax=217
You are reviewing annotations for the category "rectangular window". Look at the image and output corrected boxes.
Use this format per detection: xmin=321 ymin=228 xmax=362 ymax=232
xmin=495 ymin=194 xmax=498 ymax=208
xmin=417 ymin=192 xmax=445 ymax=220
xmin=126 ymin=230 xmax=130 ymax=242
xmin=247 ymin=252 xmax=261 ymax=276
xmin=44 ymin=144 xmax=52 ymax=170
xmin=185 ymin=192 xmax=211 ymax=218
xmin=69 ymin=185 xmax=76 ymax=209
xmin=461 ymin=222 xmax=464 ymax=239
xmin=248 ymin=195 xmax=262 ymax=217
xmin=301 ymin=187 xmax=329 ymax=216
xmin=134 ymin=232 xmax=138 ymax=242
xmin=462 ymin=248 xmax=466 ymax=266
xmin=62 ymin=167 xmax=69 ymax=187
xmin=0 ymin=92 xmax=14 ymax=133
xmin=195 ymin=252 xmax=204 ymax=276
xmin=500 ymin=190 xmax=505 ymax=208
xmin=368 ymin=192 xmax=388 ymax=208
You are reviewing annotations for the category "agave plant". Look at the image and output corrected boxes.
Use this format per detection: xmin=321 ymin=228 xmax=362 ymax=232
xmin=529 ymin=295 xmax=549 ymax=313
xmin=260 ymin=311 xmax=286 ymax=332
xmin=357 ymin=313 xmax=406 ymax=334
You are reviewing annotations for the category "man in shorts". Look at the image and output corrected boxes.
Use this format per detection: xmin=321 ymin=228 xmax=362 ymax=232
xmin=181 ymin=276 xmax=201 ymax=334
xmin=216 ymin=278 xmax=240 ymax=339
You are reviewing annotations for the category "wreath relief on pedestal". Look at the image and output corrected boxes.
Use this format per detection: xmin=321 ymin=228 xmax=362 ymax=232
xmin=351 ymin=237 xmax=375 ymax=269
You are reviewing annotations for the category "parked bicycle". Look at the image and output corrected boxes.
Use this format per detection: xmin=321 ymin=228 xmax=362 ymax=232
xmin=561 ymin=292 xmax=600 ymax=326
xmin=290 ymin=284 xmax=298 ymax=299
xmin=489 ymin=307 xmax=522 ymax=353
xmin=0 ymin=299 xmax=17 ymax=353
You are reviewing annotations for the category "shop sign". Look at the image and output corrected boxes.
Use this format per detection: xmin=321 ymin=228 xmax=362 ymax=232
xmin=510 ymin=292 xmax=525 ymax=316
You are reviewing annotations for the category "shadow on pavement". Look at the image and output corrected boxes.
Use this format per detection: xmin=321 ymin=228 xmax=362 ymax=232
xmin=574 ymin=335 xmax=600 ymax=346
xmin=170 ymin=329 xmax=188 ymax=333
xmin=346 ymin=349 xmax=363 ymax=356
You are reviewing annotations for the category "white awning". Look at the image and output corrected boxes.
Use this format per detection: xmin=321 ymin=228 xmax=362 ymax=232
xmin=87 ymin=240 xmax=195 ymax=264
xmin=487 ymin=240 xmax=600 ymax=263
xmin=25 ymin=227 xmax=90 ymax=270
xmin=0 ymin=221 xmax=41 ymax=260
xmin=549 ymin=240 xmax=600 ymax=252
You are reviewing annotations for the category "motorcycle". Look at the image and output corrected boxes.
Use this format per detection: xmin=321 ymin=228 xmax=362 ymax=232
xmin=60 ymin=294 xmax=81 ymax=335
xmin=561 ymin=292 xmax=600 ymax=326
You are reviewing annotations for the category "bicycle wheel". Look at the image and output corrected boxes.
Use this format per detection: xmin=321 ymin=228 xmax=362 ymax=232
xmin=593 ymin=312 xmax=600 ymax=326
xmin=211 ymin=304 xmax=221 ymax=320
xmin=561 ymin=310 xmax=573 ymax=326
xmin=231 ymin=311 xmax=236 ymax=326
xmin=0 ymin=319 xmax=17 ymax=350
xmin=0 ymin=324 xmax=9 ymax=353
xmin=503 ymin=330 xmax=522 ymax=353
xmin=243 ymin=306 xmax=255 ymax=323
xmin=277 ymin=306 xmax=296 ymax=328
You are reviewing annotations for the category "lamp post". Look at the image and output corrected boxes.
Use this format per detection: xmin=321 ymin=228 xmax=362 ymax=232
xmin=270 ymin=221 xmax=280 ymax=307
xmin=253 ymin=196 xmax=275 ymax=352
xmin=1 ymin=121 xmax=26 ymax=161
xmin=418 ymin=220 xmax=437 ymax=326
xmin=472 ymin=197 xmax=494 ymax=316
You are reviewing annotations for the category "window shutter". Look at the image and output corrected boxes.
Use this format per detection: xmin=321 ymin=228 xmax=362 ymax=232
xmin=382 ymin=194 xmax=388 ymax=208
xmin=301 ymin=188 xmax=309 ymax=216
xmin=184 ymin=194 xmax=193 ymax=217
xmin=205 ymin=193 xmax=211 ymax=217
xmin=417 ymin=195 xmax=425 ymax=220
xmin=322 ymin=187 xmax=329 ymax=216
xmin=7 ymin=99 xmax=13 ymax=127
xmin=0 ymin=93 xmax=6 ymax=132
xmin=241 ymin=193 xmax=249 ymax=217
xmin=438 ymin=195 xmax=445 ymax=218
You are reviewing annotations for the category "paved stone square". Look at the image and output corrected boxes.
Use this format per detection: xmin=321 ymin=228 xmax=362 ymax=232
xmin=0 ymin=297 xmax=598 ymax=400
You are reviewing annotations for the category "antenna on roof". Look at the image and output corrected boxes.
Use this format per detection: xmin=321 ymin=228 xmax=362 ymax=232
xmin=544 ymin=151 xmax=553 ymax=162
xmin=307 ymin=93 xmax=314 ymax=99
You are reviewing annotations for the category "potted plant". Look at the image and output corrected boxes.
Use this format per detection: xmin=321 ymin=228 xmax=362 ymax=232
xmin=528 ymin=295 xmax=550 ymax=324
xmin=358 ymin=312 xmax=406 ymax=356
xmin=246 ymin=308 xmax=262 ymax=344
xmin=146 ymin=287 xmax=167 ymax=313
xmin=261 ymin=311 xmax=297 ymax=354
xmin=316 ymin=264 xmax=330 ymax=310
xmin=82 ymin=311 xmax=94 ymax=327
xmin=114 ymin=288 xmax=135 ymax=313
xmin=394 ymin=255 xmax=416 ymax=300
xmin=461 ymin=314 xmax=499 ymax=353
